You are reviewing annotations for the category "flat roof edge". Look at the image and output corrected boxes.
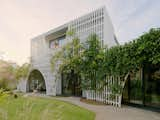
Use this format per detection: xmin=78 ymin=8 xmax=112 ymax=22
xmin=31 ymin=6 xmax=106 ymax=40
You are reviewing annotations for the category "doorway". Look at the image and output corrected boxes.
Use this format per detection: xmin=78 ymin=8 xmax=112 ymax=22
xmin=123 ymin=70 xmax=143 ymax=105
xmin=122 ymin=66 xmax=160 ymax=110
xmin=61 ymin=71 xmax=81 ymax=96
xmin=27 ymin=69 xmax=46 ymax=93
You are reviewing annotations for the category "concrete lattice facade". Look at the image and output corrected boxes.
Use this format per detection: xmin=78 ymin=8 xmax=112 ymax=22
xmin=19 ymin=7 xmax=118 ymax=96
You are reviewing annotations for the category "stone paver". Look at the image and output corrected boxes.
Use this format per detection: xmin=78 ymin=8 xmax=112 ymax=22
xmin=28 ymin=94 xmax=160 ymax=120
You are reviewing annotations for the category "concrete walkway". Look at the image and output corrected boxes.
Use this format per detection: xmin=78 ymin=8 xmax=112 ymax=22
xmin=54 ymin=97 xmax=160 ymax=120
xmin=27 ymin=94 xmax=160 ymax=120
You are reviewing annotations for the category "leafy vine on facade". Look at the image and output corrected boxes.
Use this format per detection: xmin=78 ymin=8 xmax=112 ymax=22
xmin=51 ymin=28 xmax=160 ymax=93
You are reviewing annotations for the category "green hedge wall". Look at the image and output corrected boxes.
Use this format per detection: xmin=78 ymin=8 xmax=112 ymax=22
xmin=104 ymin=28 xmax=160 ymax=76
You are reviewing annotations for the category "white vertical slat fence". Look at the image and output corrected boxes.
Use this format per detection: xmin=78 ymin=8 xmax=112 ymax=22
xmin=83 ymin=75 xmax=126 ymax=107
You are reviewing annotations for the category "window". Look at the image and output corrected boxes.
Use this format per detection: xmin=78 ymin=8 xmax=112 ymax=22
xmin=49 ymin=40 xmax=59 ymax=49
xmin=49 ymin=35 xmax=66 ymax=49
xmin=58 ymin=36 xmax=65 ymax=47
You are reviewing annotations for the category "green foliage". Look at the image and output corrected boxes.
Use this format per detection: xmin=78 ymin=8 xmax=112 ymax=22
xmin=61 ymin=37 xmax=82 ymax=74
xmin=104 ymin=28 xmax=160 ymax=76
xmin=0 ymin=88 xmax=4 ymax=95
xmin=66 ymin=28 xmax=76 ymax=37
xmin=0 ymin=61 xmax=30 ymax=90
xmin=51 ymin=30 xmax=82 ymax=75
xmin=15 ymin=63 xmax=30 ymax=80
xmin=51 ymin=29 xmax=82 ymax=90
xmin=0 ymin=60 xmax=17 ymax=90
xmin=0 ymin=78 xmax=8 ymax=90
xmin=109 ymin=81 xmax=123 ymax=95
xmin=51 ymin=28 xmax=160 ymax=94
xmin=0 ymin=88 xmax=9 ymax=103
xmin=80 ymin=34 xmax=106 ymax=90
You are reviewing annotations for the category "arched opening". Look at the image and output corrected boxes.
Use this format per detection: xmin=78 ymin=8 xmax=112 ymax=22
xmin=27 ymin=69 xmax=46 ymax=93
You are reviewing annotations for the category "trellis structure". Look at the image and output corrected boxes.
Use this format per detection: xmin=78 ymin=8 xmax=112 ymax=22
xmin=82 ymin=74 xmax=128 ymax=107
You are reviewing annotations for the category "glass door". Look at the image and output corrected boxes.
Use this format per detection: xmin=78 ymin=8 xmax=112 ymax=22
xmin=62 ymin=73 xmax=73 ymax=96
xmin=145 ymin=65 xmax=160 ymax=108
xmin=123 ymin=70 xmax=143 ymax=105
xmin=62 ymin=72 xmax=82 ymax=96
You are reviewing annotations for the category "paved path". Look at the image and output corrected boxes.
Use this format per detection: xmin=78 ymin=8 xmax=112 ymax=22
xmin=54 ymin=97 xmax=160 ymax=120
xmin=27 ymin=93 xmax=160 ymax=120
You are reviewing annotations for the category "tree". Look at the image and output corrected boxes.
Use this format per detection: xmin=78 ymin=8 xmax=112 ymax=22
xmin=51 ymin=29 xmax=82 ymax=76
xmin=51 ymin=28 xmax=160 ymax=97
xmin=51 ymin=32 xmax=105 ymax=91
xmin=0 ymin=60 xmax=17 ymax=90
xmin=15 ymin=63 xmax=30 ymax=80
xmin=80 ymin=34 xmax=106 ymax=90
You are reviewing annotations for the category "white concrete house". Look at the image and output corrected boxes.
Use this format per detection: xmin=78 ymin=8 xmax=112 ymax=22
xmin=18 ymin=6 xmax=118 ymax=96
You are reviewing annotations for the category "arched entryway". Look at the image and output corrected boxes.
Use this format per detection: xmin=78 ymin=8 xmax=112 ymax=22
xmin=27 ymin=69 xmax=46 ymax=93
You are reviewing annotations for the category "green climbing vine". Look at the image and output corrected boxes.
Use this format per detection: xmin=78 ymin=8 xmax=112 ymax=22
xmin=104 ymin=28 xmax=160 ymax=77
xmin=51 ymin=28 xmax=160 ymax=94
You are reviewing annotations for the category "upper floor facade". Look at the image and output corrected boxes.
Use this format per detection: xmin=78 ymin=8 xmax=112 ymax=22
xmin=30 ymin=6 xmax=118 ymax=69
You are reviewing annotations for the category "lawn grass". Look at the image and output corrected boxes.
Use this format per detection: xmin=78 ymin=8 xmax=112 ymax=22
xmin=0 ymin=94 xmax=95 ymax=120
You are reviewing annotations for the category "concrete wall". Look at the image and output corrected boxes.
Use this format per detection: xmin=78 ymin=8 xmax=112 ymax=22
xmin=30 ymin=35 xmax=56 ymax=96
xmin=28 ymin=6 xmax=118 ymax=96
xmin=17 ymin=78 xmax=27 ymax=92
xmin=104 ymin=7 xmax=118 ymax=47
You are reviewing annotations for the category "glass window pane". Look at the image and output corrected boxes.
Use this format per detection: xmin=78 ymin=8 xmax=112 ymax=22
xmin=145 ymin=65 xmax=160 ymax=108
xmin=129 ymin=70 xmax=143 ymax=104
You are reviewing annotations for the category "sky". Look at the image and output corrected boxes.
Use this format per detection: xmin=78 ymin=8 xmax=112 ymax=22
xmin=0 ymin=0 xmax=160 ymax=65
